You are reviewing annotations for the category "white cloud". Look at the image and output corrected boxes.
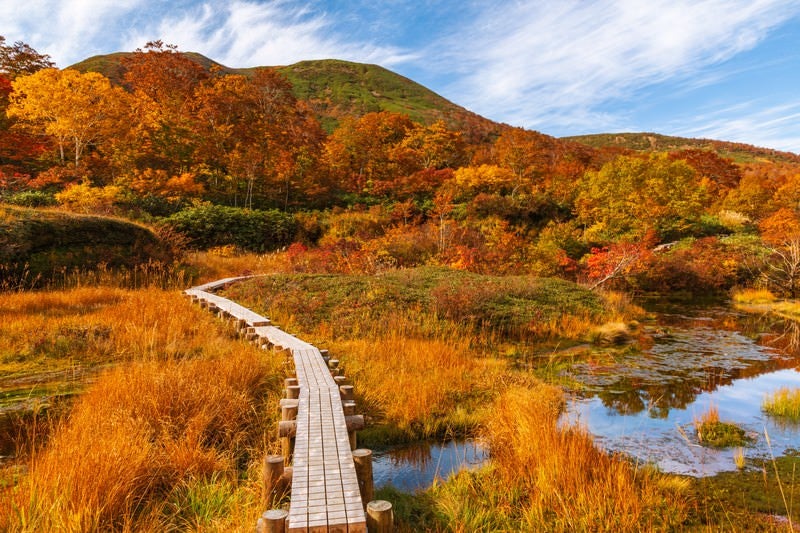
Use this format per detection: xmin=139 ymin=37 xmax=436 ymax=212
xmin=121 ymin=1 xmax=417 ymax=68
xmin=433 ymin=0 xmax=800 ymax=133
xmin=3 ymin=0 xmax=416 ymax=68
xmin=1 ymin=0 xmax=145 ymax=65
xmin=671 ymin=100 xmax=800 ymax=152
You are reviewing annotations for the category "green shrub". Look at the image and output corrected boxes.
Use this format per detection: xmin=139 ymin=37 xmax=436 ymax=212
xmin=4 ymin=190 xmax=57 ymax=207
xmin=163 ymin=204 xmax=296 ymax=252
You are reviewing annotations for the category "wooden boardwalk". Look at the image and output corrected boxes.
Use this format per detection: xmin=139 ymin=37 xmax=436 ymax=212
xmin=185 ymin=278 xmax=368 ymax=533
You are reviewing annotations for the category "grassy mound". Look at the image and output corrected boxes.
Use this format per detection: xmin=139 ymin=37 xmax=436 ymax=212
xmin=224 ymin=266 xmax=613 ymax=341
xmin=0 ymin=205 xmax=173 ymax=287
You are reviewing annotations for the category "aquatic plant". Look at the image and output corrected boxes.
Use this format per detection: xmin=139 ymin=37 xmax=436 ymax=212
xmin=763 ymin=387 xmax=800 ymax=422
xmin=733 ymin=447 xmax=746 ymax=470
xmin=694 ymin=405 xmax=751 ymax=448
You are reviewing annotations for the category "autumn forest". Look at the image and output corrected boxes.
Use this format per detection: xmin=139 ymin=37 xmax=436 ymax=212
xmin=4 ymin=37 xmax=800 ymax=531
xmin=0 ymin=38 xmax=798 ymax=294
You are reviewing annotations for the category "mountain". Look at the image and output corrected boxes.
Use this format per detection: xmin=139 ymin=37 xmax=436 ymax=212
xmin=69 ymin=54 xmax=504 ymax=141
xmin=563 ymin=132 xmax=800 ymax=164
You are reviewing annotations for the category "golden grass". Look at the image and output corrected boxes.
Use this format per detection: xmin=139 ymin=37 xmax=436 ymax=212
xmin=734 ymin=447 xmax=746 ymax=470
xmin=0 ymin=286 xmax=286 ymax=532
xmin=429 ymin=386 xmax=690 ymax=531
xmin=185 ymin=250 xmax=289 ymax=284
xmin=732 ymin=287 xmax=777 ymax=304
xmin=331 ymin=314 xmax=508 ymax=437
xmin=0 ymin=287 xmax=244 ymax=378
xmin=763 ymin=387 xmax=800 ymax=421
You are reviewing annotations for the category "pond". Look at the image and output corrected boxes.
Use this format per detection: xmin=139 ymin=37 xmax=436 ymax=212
xmin=561 ymin=303 xmax=800 ymax=476
xmin=372 ymin=438 xmax=487 ymax=492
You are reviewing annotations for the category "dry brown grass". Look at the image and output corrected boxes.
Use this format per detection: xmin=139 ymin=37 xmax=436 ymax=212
xmin=428 ymin=386 xmax=690 ymax=531
xmin=0 ymin=287 xmax=285 ymax=532
xmin=331 ymin=314 xmax=508 ymax=437
xmin=185 ymin=250 xmax=289 ymax=284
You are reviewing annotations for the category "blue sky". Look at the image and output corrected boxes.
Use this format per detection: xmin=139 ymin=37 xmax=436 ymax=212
xmin=4 ymin=0 xmax=800 ymax=152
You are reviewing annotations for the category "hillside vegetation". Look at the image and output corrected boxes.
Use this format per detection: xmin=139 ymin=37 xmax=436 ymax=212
xmin=70 ymin=53 xmax=502 ymax=139
xmin=565 ymin=131 xmax=800 ymax=164
xmin=4 ymin=40 xmax=800 ymax=298
xmin=0 ymin=205 xmax=173 ymax=288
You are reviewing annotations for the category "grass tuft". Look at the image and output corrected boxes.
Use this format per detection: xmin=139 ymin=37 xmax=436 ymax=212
xmin=694 ymin=405 xmax=751 ymax=448
xmin=763 ymin=387 xmax=800 ymax=422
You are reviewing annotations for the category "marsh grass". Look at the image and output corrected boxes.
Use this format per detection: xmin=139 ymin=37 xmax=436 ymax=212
xmin=694 ymin=405 xmax=752 ymax=448
xmin=0 ymin=287 xmax=285 ymax=532
xmin=0 ymin=264 xmax=666 ymax=531
xmin=184 ymin=250 xmax=288 ymax=284
xmin=733 ymin=288 xmax=777 ymax=304
xmin=734 ymin=447 xmax=746 ymax=470
xmin=423 ymin=386 xmax=691 ymax=531
xmin=763 ymin=387 xmax=800 ymax=422
xmin=330 ymin=314 xmax=508 ymax=443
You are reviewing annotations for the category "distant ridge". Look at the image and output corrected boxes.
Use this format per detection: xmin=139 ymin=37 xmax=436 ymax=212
xmin=70 ymin=52 xmax=797 ymax=158
xmin=563 ymin=132 xmax=800 ymax=164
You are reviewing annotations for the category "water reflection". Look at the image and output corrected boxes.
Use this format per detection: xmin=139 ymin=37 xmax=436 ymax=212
xmin=566 ymin=368 xmax=800 ymax=476
xmin=372 ymin=439 xmax=487 ymax=492
xmin=559 ymin=302 xmax=800 ymax=476
xmin=566 ymin=306 xmax=799 ymax=416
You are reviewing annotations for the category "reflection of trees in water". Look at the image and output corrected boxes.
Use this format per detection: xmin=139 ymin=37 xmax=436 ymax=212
xmin=744 ymin=313 xmax=800 ymax=360
xmin=588 ymin=307 xmax=800 ymax=417
xmin=386 ymin=442 xmax=433 ymax=469
xmin=596 ymin=373 xmax=703 ymax=417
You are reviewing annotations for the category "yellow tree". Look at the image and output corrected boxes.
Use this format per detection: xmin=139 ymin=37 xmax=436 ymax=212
xmin=394 ymin=120 xmax=466 ymax=170
xmin=576 ymin=154 xmax=707 ymax=242
xmin=8 ymin=68 xmax=129 ymax=166
xmin=324 ymin=111 xmax=414 ymax=194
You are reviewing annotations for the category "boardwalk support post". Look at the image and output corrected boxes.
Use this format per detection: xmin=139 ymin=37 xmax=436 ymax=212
xmin=366 ymin=500 xmax=393 ymax=533
xmin=256 ymin=509 xmax=288 ymax=533
xmin=263 ymin=454 xmax=289 ymax=504
xmin=185 ymin=280 xmax=371 ymax=532
xmin=352 ymin=449 xmax=374 ymax=509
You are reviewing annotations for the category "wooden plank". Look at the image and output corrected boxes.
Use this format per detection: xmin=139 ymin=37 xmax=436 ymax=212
xmin=184 ymin=289 xmax=271 ymax=327
xmin=187 ymin=279 xmax=367 ymax=532
xmin=191 ymin=276 xmax=250 ymax=292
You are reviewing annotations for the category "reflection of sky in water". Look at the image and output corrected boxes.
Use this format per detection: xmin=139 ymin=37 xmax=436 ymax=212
xmin=372 ymin=439 xmax=487 ymax=492
xmin=566 ymin=368 xmax=800 ymax=476
xmin=562 ymin=306 xmax=800 ymax=476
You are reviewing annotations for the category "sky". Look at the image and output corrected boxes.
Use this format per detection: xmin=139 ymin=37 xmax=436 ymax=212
xmin=4 ymin=0 xmax=800 ymax=153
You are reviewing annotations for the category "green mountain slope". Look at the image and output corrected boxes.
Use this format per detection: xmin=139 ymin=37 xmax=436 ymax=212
xmin=69 ymin=54 xmax=503 ymax=140
xmin=563 ymin=132 xmax=800 ymax=164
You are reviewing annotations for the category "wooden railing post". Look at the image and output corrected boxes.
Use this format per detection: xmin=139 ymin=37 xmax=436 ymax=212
xmin=352 ymin=449 xmax=374 ymax=509
xmin=256 ymin=509 xmax=288 ymax=533
xmin=366 ymin=500 xmax=394 ymax=532
xmin=263 ymin=454 xmax=284 ymax=503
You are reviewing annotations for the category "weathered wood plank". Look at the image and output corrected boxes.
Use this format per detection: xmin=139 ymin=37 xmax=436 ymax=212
xmin=184 ymin=288 xmax=271 ymax=327
xmin=187 ymin=280 xmax=367 ymax=532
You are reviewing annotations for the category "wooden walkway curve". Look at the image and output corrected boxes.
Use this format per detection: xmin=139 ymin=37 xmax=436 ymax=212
xmin=185 ymin=277 xmax=369 ymax=533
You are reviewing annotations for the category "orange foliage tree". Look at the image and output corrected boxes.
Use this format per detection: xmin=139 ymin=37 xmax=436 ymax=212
xmin=324 ymin=111 xmax=415 ymax=195
xmin=0 ymin=36 xmax=54 ymax=79
xmin=121 ymin=41 xmax=208 ymax=174
xmin=8 ymin=68 xmax=130 ymax=167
